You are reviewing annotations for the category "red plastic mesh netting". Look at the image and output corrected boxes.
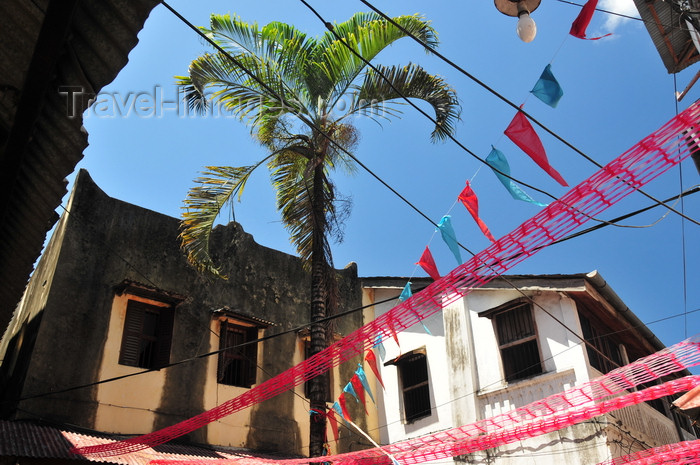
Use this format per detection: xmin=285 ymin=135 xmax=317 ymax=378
xmin=148 ymin=375 xmax=700 ymax=465
xmin=73 ymin=101 xmax=700 ymax=458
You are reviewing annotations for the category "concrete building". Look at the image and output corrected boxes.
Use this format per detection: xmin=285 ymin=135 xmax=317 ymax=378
xmin=0 ymin=170 xmax=371 ymax=459
xmin=362 ymin=274 xmax=697 ymax=464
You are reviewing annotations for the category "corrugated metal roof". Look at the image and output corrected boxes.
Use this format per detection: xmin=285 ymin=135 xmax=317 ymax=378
xmin=0 ymin=0 xmax=160 ymax=333
xmin=633 ymin=0 xmax=700 ymax=73
xmin=0 ymin=420 xmax=290 ymax=465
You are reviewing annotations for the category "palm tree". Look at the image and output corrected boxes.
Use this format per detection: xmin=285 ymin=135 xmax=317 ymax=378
xmin=177 ymin=12 xmax=460 ymax=457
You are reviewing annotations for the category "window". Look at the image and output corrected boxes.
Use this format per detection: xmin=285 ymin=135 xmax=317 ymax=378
xmin=491 ymin=301 xmax=543 ymax=382
xmin=119 ymin=300 xmax=174 ymax=369
xmin=394 ymin=351 xmax=431 ymax=423
xmin=579 ymin=313 xmax=622 ymax=374
xmin=218 ymin=320 xmax=258 ymax=388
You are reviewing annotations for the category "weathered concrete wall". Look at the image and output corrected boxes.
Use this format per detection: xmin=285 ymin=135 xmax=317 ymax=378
xmin=362 ymin=283 xmax=452 ymax=447
xmin=1 ymin=169 xmax=364 ymax=455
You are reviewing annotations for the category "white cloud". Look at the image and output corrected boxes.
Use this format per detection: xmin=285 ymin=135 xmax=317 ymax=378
xmin=598 ymin=0 xmax=641 ymax=33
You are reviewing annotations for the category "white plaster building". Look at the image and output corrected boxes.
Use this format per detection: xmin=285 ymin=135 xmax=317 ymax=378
xmin=362 ymin=271 xmax=697 ymax=464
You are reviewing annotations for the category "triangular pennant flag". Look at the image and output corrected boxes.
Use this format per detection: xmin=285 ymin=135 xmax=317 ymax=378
xmin=332 ymin=401 xmax=346 ymax=423
xmin=373 ymin=334 xmax=386 ymax=361
xmin=505 ymin=111 xmax=568 ymax=187
xmin=458 ymin=182 xmax=496 ymax=243
xmin=570 ymin=0 xmax=612 ymax=40
xmin=421 ymin=320 xmax=433 ymax=335
xmin=350 ymin=375 xmax=368 ymax=414
xmin=416 ymin=246 xmax=440 ymax=281
xmin=365 ymin=349 xmax=385 ymax=389
xmin=327 ymin=409 xmax=340 ymax=443
xmin=486 ymin=147 xmax=548 ymax=207
xmin=343 ymin=382 xmax=359 ymax=403
xmin=530 ymin=64 xmax=564 ymax=108
xmin=413 ymin=311 xmax=433 ymax=336
xmin=398 ymin=282 xmax=412 ymax=302
xmin=387 ymin=320 xmax=400 ymax=347
xmin=337 ymin=393 xmax=352 ymax=422
xmin=355 ymin=365 xmax=375 ymax=403
xmin=398 ymin=283 xmax=433 ymax=335
xmin=437 ymin=215 xmax=462 ymax=265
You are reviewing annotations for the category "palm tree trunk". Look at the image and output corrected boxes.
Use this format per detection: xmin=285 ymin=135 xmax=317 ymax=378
xmin=308 ymin=159 xmax=329 ymax=458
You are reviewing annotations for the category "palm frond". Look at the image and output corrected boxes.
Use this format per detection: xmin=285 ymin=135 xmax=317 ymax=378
xmin=183 ymin=52 xmax=309 ymax=135
xmin=348 ymin=63 xmax=461 ymax=142
xmin=268 ymin=149 xmax=337 ymax=267
xmin=203 ymin=14 xmax=317 ymax=115
xmin=180 ymin=163 xmax=267 ymax=278
xmin=315 ymin=13 xmax=438 ymax=106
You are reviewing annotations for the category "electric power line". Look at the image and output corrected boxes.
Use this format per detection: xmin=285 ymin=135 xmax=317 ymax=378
xmin=12 ymin=5 xmax=694 ymax=456
xmin=356 ymin=0 xmax=700 ymax=228
xmin=295 ymin=0 xmax=691 ymax=380
xmin=15 ymin=0 xmax=694 ymax=407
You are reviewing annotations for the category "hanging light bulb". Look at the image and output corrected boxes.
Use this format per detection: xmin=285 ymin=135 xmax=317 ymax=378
xmin=494 ymin=0 xmax=541 ymax=43
xmin=516 ymin=10 xmax=537 ymax=43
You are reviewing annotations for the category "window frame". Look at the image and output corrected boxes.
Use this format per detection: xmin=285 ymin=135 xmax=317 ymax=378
xmin=481 ymin=298 xmax=544 ymax=383
xmin=217 ymin=319 xmax=260 ymax=388
xmin=386 ymin=348 xmax=432 ymax=424
xmin=118 ymin=299 xmax=175 ymax=369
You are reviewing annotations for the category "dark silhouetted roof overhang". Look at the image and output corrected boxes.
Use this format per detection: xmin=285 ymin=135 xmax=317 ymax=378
xmin=0 ymin=0 xmax=160 ymax=333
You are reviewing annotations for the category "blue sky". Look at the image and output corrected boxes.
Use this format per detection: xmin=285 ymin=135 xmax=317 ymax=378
xmin=66 ymin=0 xmax=699 ymax=348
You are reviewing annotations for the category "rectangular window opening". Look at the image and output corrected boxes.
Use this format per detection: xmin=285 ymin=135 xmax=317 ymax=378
xmin=119 ymin=300 xmax=174 ymax=369
xmin=493 ymin=302 xmax=543 ymax=383
xmin=396 ymin=352 xmax=431 ymax=423
xmin=218 ymin=320 xmax=258 ymax=388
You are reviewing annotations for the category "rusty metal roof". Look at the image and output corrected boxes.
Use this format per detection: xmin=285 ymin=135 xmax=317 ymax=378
xmin=0 ymin=419 xmax=290 ymax=465
xmin=632 ymin=0 xmax=700 ymax=73
xmin=0 ymin=0 xmax=160 ymax=334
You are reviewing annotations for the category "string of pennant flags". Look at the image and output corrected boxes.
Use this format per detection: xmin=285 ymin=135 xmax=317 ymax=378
xmin=233 ymin=1 xmax=621 ymax=457
xmin=75 ymin=1 xmax=678 ymax=460
xmin=414 ymin=0 xmax=609 ymax=283
xmin=322 ymin=4 xmax=619 ymax=447
xmin=75 ymin=93 xmax=700 ymax=461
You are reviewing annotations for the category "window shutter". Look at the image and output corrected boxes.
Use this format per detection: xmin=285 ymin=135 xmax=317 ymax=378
xmin=154 ymin=306 xmax=175 ymax=368
xmin=119 ymin=302 xmax=145 ymax=366
xmin=245 ymin=327 xmax=258 ymax=387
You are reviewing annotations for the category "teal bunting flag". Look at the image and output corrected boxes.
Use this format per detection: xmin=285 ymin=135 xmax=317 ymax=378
xmin=486 ymin=147 xmax=548 ymax=207
xmin=530 ymin=64 xmax=563 ymax=108
xmin=399 ymin=283 xmax=433 ymax=335
xmin=418 ymin=317 xmax=432 ymax=336
xmin=398 ymin=282 xmax=412 ymax=302
xmin=373 ymin=334 xmax=386 ymax=361
xmin=343 ymin=382 xmax=359 ymax=402
xmin=437 ymin=215 xmax=462 ymax=265
xmin=356 ymin=365 xmax=375 ymax=403
xmin=332 ymin=401 xmax=346 ymax=422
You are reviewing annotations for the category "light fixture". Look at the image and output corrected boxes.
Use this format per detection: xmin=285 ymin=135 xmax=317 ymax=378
xmin=494 ymin=0 xmax=542 ymax=43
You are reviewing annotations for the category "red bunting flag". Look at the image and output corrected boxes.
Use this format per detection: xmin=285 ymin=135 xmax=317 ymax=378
xmin=458 ymin=182 xmax=496 ymax=243
xmin=327 ymin=409 xmax=339 ymax=443
xmin=338 ymin=393 xmax=352 ymax=422
xmin=569 ymin=0 xmax=612 ymax=40
xmin=365 ymin=349 xmax=385 ymax=389
xmin=416 ymin=246 xmax=440 ymax=280
xmin=350 ymin=375 xmax=368 ymax=414
xmin=387 ymin=320 xmax=400 ymax=347
xmin=505 ymin=110 xmax=568 ymax=187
